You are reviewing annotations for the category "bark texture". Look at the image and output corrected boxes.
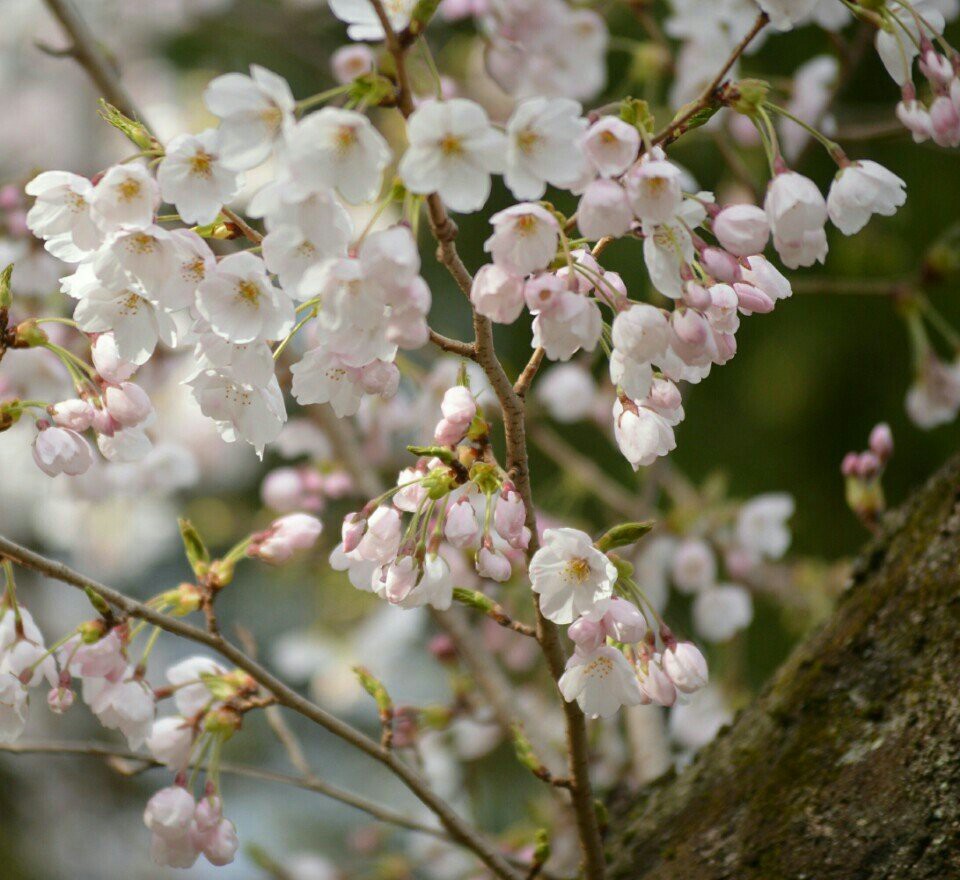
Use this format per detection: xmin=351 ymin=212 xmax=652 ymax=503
xmin=607 ymin=453 xmax=960 ymax=880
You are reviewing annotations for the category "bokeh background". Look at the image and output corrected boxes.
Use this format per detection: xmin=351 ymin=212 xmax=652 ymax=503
xmin=0 ymin=1 xmax=958 ymax=877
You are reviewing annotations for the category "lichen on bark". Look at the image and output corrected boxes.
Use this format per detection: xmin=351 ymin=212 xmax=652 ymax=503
xmin=606 ymin=453 xmax=960 ymax=879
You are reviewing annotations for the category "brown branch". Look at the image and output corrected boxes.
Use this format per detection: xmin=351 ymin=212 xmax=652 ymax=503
xmin=0 ymin=534 xmax=522 ymax=880
xmin=221 ymin=207 xmax=264 ymax=245
xmin=430 ymin=329 xmax=477 ymax=359
xmin=40 ymin=0 xmax=141 ymax=123
xmin=368 ymin=3 xmax=607 ymax=873
xmin=514 ymin=348 xmax=545 ymax=398
xmin=0 ymin=738 xmax=449 ymax=840
xmin=652 ymin=12 xmax=769 ymax=148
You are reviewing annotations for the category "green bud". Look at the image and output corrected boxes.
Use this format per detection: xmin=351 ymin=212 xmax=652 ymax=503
xmin=629 ymin=43 xmax=671 ymax=84
xmin=510 ymin=724 xmax=544 ymax=775
xmin=452 ymin=586 xmax=495 ymax=613
xmin=83 ymin=586 xmax=112 ymax=619
xmin=469 ymin=462 xmax=502 ymax=496
xmin=422 ymin=467 xmax=456 ymax=500
xmin=162 ymin=582 xmax=203 ymax=616
xmin=354 ymin=665 xmax=393 ymax=715
xmin=407 ymin=444 xmax=457 ymax=464
xmin=201 ymin=672 xmax=241 ymax=702
xmin=729 ymin=79 xmax=770 ymax=117
xmin=594 ymin=521 xmax=655 ymax=553
xmin=203 ymin=706 xmax=241 ymax=738
xmin=13 ymin=320 xmax=49 ymax=348
xmin=0 ymin=263 xmax=13 ymax=309
xmin=206 ymin=558 xmax=235 ymax=588
xmin=97 ymin=100 xmax=156 ymax=151
xmin=178 ymin=518 xmax=209 ymax=577
xmin=594 ymin=799 xmax=609 ymax=830
xmin=532 ymin=830 xmax=551 ymax=866
xmin=619 ymin=97 xmax=655 ymax=134
xmin=348 ymin=73 xmax=398 ymax=107
xmin=0 ymin=400 xmax=24 ymax=432
xmin=78 ymin=619 xmax=107 ymax=644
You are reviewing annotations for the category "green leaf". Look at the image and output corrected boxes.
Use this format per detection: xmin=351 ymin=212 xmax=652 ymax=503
xmin=594 ymin=521 xmax=656 ymax=553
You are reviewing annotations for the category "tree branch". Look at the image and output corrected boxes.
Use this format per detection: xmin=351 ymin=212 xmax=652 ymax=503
xmin=0 ymin=738 xmax=449 ymax=840
xmin=653 ymin=12 xmax=769 ymax=148
xmin=0 ymin=534 xmax=522 ymax=880
xmin=367 ymin=3 xmax=607 ymax=873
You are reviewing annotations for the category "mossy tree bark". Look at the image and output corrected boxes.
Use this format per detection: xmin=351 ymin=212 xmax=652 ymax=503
xmin=606 ymin=454 xmax=960 ymax=879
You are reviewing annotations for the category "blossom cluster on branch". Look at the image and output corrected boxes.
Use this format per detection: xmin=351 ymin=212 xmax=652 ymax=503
xmin=0 ymin=0 xmax=958 ymax=876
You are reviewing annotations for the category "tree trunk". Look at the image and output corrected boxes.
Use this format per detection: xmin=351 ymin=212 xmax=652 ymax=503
xmin=606 ymin=453 xmax=960 ymax=880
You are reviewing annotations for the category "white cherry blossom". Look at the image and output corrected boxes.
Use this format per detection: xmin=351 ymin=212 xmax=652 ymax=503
xmin=196 ymin=251 xmax=295 ymax=344
xmin=529 ymin=527 xmax=616 ymax=624
xmin=157 ymin=129 xmax=241 ymax=225
xmin=286 ymin=108 xmax=392 ymax=204
xmin=399 ymin=99 xmax=506 ymax=213
xmin=203 ymin=65 xmax=295 ymax=170
xmin=504 ymin=97 xmax=587 ymax=200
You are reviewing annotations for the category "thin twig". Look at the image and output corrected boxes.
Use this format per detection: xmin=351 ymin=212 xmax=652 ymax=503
xmin=652 ymin=12 xmax=769 ymax=148
xmin=41 ymin=0 xmax=141 ymax=122
xmin=0 ymin=739 xmax=450 ymax=839
xmin=0 ymin=534 xmax=522 ymax=880
xmin=367 ymin=4 xmax=607 ymax=872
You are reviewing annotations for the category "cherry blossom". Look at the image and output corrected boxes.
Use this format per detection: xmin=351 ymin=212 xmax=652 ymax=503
xmin=157 ymin=129 xmax=241 ymax=226
xmin=398 ymin=99 xmax=505 ymax=213
xmin=204 ymin=65 xmax=295 ymax=171
xmin=529 ymin=527 xmax=616 ymax=624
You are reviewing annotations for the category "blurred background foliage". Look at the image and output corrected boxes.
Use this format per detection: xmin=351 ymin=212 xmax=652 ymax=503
xmin=1 ymin=1 xmax=959 ymax=878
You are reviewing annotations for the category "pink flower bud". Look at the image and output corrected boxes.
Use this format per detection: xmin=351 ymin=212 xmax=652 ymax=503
xmin=493 ymin=489 xmax=526 ymax=548
xmin=920 ymin=49 xmax=954 ymax=88
xmin=699 ymin=246 xmax=742 ymax=284
xmin=662 ymin=642 xmax=708 ymax=693
xmin=868 ymin=422 xmax=894 ymax=463
xmin=47 ymin=685 xmax=74 ymax=714
xmin=638 ymin=657 xmax=677 ymax=707
xmin=440 ymin=385 xmax=477 ymax=425
xmin=601 ymin=597 xmax=647 ymax=644
xmin=733 ymin=282 xmax=775 ymax=315
xmin=841 ymin=451 xmax=860 ymax=477
xmin=250 ymin=514 xmax=323 ymax=564
xmin=444 ymin=499 xmax=481 ymax=549
xmin=434 ymin=417 xmax=466 ymax=446
xmin=32 ymin=424 xmax=93 ymax=477
xmin=91 ymin=405 xmax=119 ymax=437
xmin=200 ymin=819 xmax=239 ymax=867
xmin=359 ymin=360 xmax=400 ymax=397
xmin=51 ymin=398 xmax=95 ymax=432
xmin=342 ymin=512 xmax=367 ymax=553
xmin=713 ymin=204 xmax=770 ymax=257
xmin=856 ymin=451 xmax=881 ymax=479
xmin=331 ymin=44 xmax=375 ymax=84
xmin=672 ymin=308 xmax=709 ymax=347
xmin=104 ymin=381 xmax=153 ymax=428
xmin=896 ymin=99 xmax=933 ymax=143
xmin=261 ymin=467 xmax=308 ymax=512
xmin=91 ymin=333 xmax=136 ymax=384
xmin=682 ymin=281 xmax=713 ymax=311
xmin=476 ymin=545 xmax=512 ymax=582
xmin=383 ymin=556 xmax=419 ymax=604
xmin=929 ymin=95 xmax=960 ymax=147
xmin=471 ymin=264 xmax=525 ymax=324
xmin=143 ymin=785 xmax=196 ymax=839
xmin=569 ymin=617 xmax=606 ymax=651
